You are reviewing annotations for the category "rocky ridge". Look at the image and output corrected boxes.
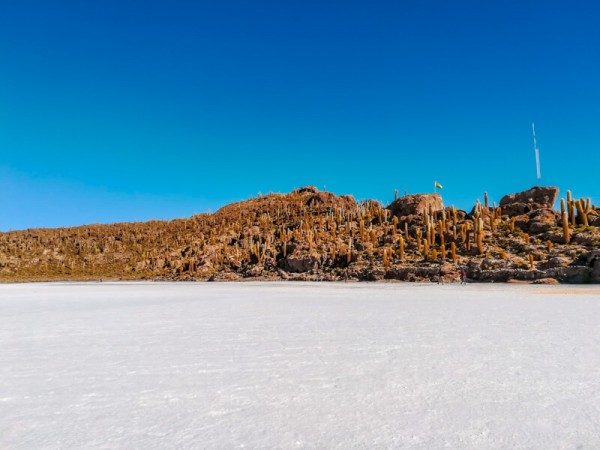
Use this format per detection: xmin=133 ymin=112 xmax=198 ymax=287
xmin=1 ymin=186 xmax=599 ymax=283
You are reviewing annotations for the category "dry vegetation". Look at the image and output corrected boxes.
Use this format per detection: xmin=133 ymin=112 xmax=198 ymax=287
xmin=1 ymin=186 xmax=599 ymax=283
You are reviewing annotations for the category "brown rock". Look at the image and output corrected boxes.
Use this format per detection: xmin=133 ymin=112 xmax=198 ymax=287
xmin=528 ymin=208 xmax=559 ymax=234
xmin=480 ymin=258 xmax=509 ymax=270
xmin=387 ymin=194 xmax=444 ymax=218
xmin=306 ymin=192 xmax=357 ymax=209
xmin=538 ymin=257 xmax=570 ymax=270
xmin=293 ymin=186 xmax=319 ymax=194
xmin=499 ymin=186 xmax=559 ymax=214
xmin=246 ymin=265 xmax=264 ymax=277
xmin=278 ymin=269 xmax=290 ymax=280
xmin=341 ymin=194 xmax=357 ymax=204
xmin=501 ymin=202 xmax=530 ymax=217
xmin=544 ymin=266 xmax=592 ymax=283
xmin=570 ymin=250 xmax=600 ymax=283
xmin=571 ymin=232 xmax=600 ymax=246
xmin=281 ymin=254 xmax=321 ymax=273
xmin=209 ymin=272 xmax=242 ymax=281
xmin=532 ymin=278 xmax=560 ymax=285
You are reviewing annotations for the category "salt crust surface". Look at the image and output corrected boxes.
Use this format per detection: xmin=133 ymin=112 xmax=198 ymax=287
xmin=1 ymin=282 xmax=600 ymax=449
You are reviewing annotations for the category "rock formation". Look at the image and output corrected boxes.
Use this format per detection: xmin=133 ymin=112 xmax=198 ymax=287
xmin=387 ymin=193 xmax=444 ymax=218
xmin=499 ymin=186 xmax=559 ymax=216
xmin=0 ymin=185 xmax=598 ymax=284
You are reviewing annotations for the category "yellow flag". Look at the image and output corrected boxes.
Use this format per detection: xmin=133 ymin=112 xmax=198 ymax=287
xmin=434 ymin=181 xmax=443 ymax=189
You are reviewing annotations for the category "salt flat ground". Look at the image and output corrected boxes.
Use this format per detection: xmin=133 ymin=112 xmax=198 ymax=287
xmin=1 ymin=283 xmax=600 ymax=449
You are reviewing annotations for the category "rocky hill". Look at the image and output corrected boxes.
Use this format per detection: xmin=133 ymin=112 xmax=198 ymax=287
xmin=1 ymin=186 xmax=599 ymax=283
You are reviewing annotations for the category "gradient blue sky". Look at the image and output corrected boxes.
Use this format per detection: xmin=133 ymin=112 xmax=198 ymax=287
xmin=1 ymin=0 xmax=599 ymax=230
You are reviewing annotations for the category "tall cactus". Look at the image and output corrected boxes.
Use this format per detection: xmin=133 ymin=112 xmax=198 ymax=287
xmin=562 ymin=212 xmax=570 ymax=244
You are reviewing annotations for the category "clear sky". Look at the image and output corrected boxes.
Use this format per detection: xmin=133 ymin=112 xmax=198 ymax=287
xmin=1 ymin=1 xmax=599 ymax=231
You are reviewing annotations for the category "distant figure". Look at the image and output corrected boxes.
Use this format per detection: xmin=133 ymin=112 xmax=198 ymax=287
xmin=460 ymin=268 xmax=467 ymax=285
xmin=438 ymin=265 xmax=444 ymax=285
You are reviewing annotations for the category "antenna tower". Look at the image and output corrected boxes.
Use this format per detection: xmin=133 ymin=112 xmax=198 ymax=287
xmin=532 ymin=122 xmax=541 ymax=185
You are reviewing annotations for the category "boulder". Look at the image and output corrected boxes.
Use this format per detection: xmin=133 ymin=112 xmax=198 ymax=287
xmin=341 ymin=194 xmax=357 ymax=205
xmin=209 ymin=272 xmax=242 ymax=281
xmin=570 ymin=250 xmax=600 ymax=283
xmin=480 ymin=258 xmax=509 ymax=270
xmin=544 ymin=266 xmax=592 ymax=283
xmin=306 ymin=192 xmax=357 ymax=209
xmin=280 ymin=254 xmax=321 ymax=273
xmin=501 ymin=202 xmax=530 ymax=217
xmin=246 ymin=265 xmax=264 ymax=277
xmin=571 ymin=232 xmax=600 ymax=246
xmin=499 ymin=186 xmax=559 ymax=215
xmin=293 ymin=186 xmax=319 ymax=195
xmin=470 ymin=266 xmax=591 ymax=283
xmin=387 ymin=194 xmax=444 ymax=218
xmin=385 ymin=266 xmax=450 ymax=282
xmin=527 ymin=208 xmax=559 ymax=234
xmin=532 ymin=278 xmax=560 ymax=285
xmin=306 ymin=191 xmax=335 ymax=207
xmin=538 ymin=257 xmax=570 ymax=270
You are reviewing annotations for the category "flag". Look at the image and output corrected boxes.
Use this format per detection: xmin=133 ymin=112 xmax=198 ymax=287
xmin=434 ymin=181 xmax=443 ymax=189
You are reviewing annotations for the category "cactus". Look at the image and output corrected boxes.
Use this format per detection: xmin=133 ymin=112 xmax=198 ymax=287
xmin=524 ymin=233 xmax=530 ymax=244
xmin=576 ymin=199 xmax=589 ymax=226
xmin=451 ymin=242 xmax=457 ymax=264
xmin=383 ymin=247 xmax=389 ymax=271
xmin=562 ymin=212 xmax=570 ymax=244
xmin=398 ymin=236 xmax=405 ymax=261
xmin=528 ymin=254 xmax=534 ymax=270
xmin=484 ymin=192 xmax=489 ymax=208
xmin=567 ymin=192 xmax=576 ymax=226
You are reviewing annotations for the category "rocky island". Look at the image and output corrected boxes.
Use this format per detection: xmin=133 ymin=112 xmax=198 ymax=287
xmin=1 ymin=186 xmax=599 ymax=283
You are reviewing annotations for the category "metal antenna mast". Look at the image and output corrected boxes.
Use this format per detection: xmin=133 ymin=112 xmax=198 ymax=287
xmin=532 ymin=122 xmax=541 ymax=185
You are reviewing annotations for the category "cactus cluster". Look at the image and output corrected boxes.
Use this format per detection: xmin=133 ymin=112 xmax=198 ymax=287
xmin=0 ymin=186 xmax=598 ymax=282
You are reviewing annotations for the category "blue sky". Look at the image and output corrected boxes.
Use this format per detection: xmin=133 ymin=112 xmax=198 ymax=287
xmin=1 ymin=0 xmax=599 ymax=230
